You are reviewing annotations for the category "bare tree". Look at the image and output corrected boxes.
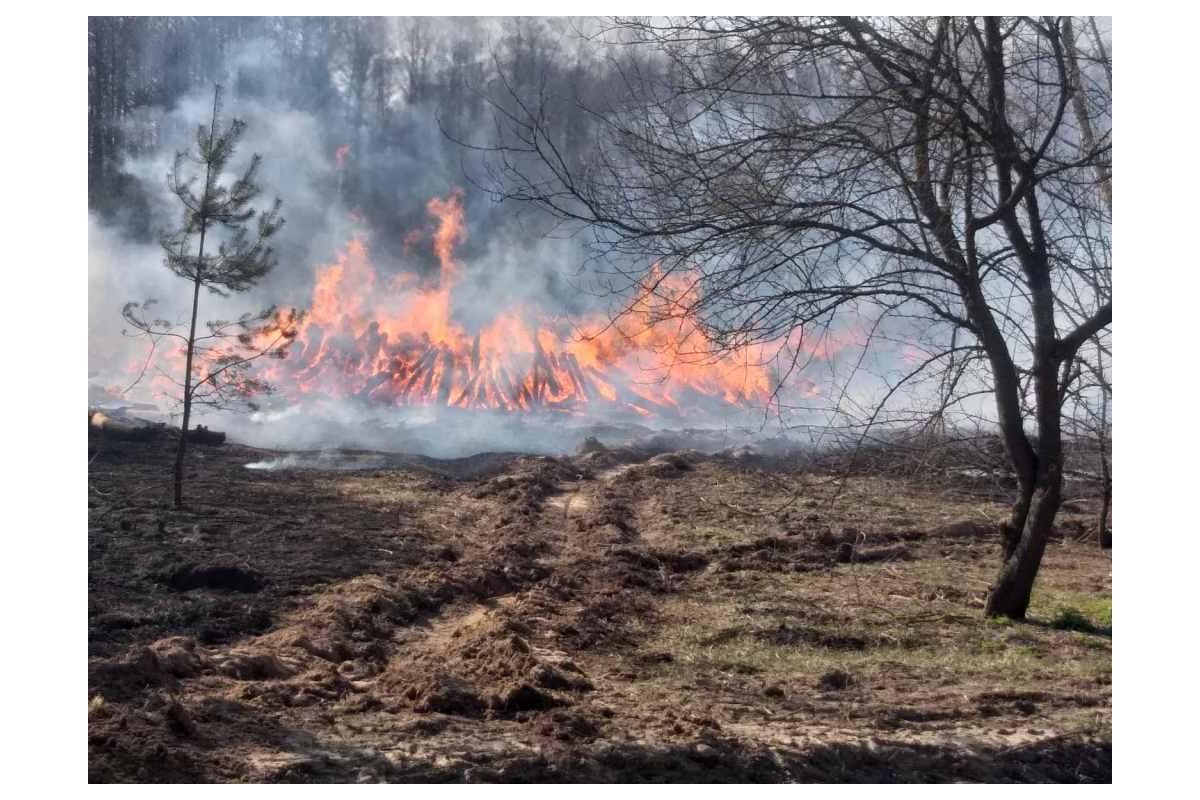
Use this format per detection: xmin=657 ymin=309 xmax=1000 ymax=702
xmin=474 ymin=16 xmax=1112 ymax=619
xmin=123 ymin=85 xmax=298 ymax=508
xmin=1063 ymin=15 xmax=1113 ymax=548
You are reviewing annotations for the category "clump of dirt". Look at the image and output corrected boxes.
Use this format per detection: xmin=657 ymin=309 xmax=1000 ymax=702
xmin=538 ymin=709 xmax=603 ymax=742
xmin=149 ymin=636 xmax=205 ymax=678
xmin=558 ymin=589 xmax=654 ymax=651
xmin=210 ymin=650 xmax=297 ymax=680
xmin=89 ymin=646 xmax=183 ymax=703
xmin=715 ymin=535 xmax=831 ymax=572
xmin=581 ymin=487 xmax=637 ymax=541
xmin=614 ymin=450 xmax=699 ymax=482
xmin=167 ymin=564 xmax=265 ymax=593
xmin=287 ymin=576 xmax=433 ymax=647
xmin=407 ymin=673 xmax=490 ymax=717
xmin=715 ymin=529 xmax=918 ymax=572
xmin=607 ymin=546 xmax=709 ymax=592
xmin=931 ymin=519 xmax=997 ymax=540
xmin=757 ymin=623 xmax=872 ymax=651
xmin=817 ymin=668 xmax=857 ymax=691
xmin=834 ymin=542 xmax=913 ymax=564
xmin=472 ymin=456 xmax=580 ymax=510
xmin=974 ymin=690 xmax=1048 ymax=717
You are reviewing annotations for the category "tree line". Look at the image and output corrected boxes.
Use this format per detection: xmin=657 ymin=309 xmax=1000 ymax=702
xmin=88 ymin=16 xmax=613 ymax=253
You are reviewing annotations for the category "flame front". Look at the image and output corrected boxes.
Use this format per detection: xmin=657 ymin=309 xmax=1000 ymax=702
xmin=254 ymin=190 xmax=832 ymax=416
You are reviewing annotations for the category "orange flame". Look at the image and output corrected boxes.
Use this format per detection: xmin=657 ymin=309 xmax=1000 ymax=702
xmin=243 ymin=190 xmax=850 ymax=416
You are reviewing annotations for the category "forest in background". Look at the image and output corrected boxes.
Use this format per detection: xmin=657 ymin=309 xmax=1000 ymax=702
xmin=88 ymin=17 xmax=610 ymax=268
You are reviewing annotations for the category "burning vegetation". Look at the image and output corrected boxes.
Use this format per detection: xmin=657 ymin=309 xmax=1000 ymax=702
xmin=232 ymin=190 xmax=823 ymax=418
xmin=122 ymin=187 xmax=840 ymax=423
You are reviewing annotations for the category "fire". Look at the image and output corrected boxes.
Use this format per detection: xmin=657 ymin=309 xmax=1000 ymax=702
xmin=256 ymin=191 xmax=818 ymax=417
xmin=334 ymin=144 xmax=351 ymax=169
xmin=128 ymin=190 xmax=848 ymax=418
xmin=262 ymin=191 xmax=840 ymax=415
xmin=427 ymin=189 xmax=465 ymax=285
xmin=117 ymin=301 xmax=303 ymax=410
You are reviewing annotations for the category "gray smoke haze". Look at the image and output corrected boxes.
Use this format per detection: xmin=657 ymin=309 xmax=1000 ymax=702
xmin=88 ymin=22 xmax=895 ymax=456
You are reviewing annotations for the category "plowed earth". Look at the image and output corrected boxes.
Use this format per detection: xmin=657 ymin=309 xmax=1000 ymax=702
xmin=88 ymin=433 xmax=1111 ymax=783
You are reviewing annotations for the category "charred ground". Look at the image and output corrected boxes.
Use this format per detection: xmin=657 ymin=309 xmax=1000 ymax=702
xmin=87 ymin=431 xmax=1111 ymax=783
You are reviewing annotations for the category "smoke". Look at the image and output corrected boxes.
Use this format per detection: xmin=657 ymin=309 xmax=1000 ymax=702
xmin=88 ymin=27 xmax=871 ymax=455
xmin=90 ymin=81 xmax=355 ymax=387
xmin=89 ymin=215 xmax=168 ymax=385
xmin=214 ymin=402 xmax=812 ymax=461
xmin=88 ymin=33 xmax=644 ymax=451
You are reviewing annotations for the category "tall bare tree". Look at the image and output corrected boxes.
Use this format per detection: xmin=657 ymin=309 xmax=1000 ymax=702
xmin=476 ymin=16 xmax=1112 ymax=618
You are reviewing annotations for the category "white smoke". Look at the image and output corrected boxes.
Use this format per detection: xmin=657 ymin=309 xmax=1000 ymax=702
xmin=88 ymin=39 xmax=843 ymax=454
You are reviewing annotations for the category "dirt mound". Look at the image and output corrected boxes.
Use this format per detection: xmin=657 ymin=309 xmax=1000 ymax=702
xmin=382 ymin=604 xmax=594 ymax=720
xmin=817 ymin=668 xmax=857 ymax=691
xmin=89 ymin=647 xmax=182 ymax=702
xmin=608 ymin=546 xmax=709 ymax=592
xmin=471 ymin=456 xmax=580 ymax=506
xmin=252 ymin=576 xmax=437 ymax=676
xmin=579 ymin=484 xmax=637 ymax=539
xmin=210 ymin=650 xmax=297 ymax=680
xmin=714 ymin=535 xmax=831 ymax=572
xmin=613 ymin=450 xmax=701 ymax=482
xmin=757 ymin=623 xmax=871 ymax=651
xmin=148 ymin=636 xmax=205 ymax=678
xmin=537 ymin=709 xmax=603 ymax=742
xmin=930 ymin=519 xmax=997 ymax=539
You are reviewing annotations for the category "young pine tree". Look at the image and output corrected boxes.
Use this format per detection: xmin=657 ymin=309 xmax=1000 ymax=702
xmin=132 ymin=85 xmax=290 ymax=507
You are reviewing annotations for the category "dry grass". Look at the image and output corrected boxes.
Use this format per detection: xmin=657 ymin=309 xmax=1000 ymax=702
xmin=637 ymin=562 xmax=1110 ymax=687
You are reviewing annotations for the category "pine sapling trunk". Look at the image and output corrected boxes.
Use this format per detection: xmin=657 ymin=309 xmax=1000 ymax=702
xmin=173 ymin=89 xmax=220 ymax=509
xmin=173 ymin=229 xmax=206 ymax=508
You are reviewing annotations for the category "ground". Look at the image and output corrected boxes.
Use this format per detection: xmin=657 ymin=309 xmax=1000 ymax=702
xmin=87 ymin=431 xmax=1111 ymax=783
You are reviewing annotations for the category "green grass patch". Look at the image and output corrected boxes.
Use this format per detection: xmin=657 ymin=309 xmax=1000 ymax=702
xmin=1049 ymin=605 xmax=1111 ymax=636
xmin=1029 ymin=586 xmax=1111 ymax=635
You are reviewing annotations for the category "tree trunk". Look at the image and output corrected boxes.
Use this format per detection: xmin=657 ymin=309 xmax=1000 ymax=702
xmin=985 ymin=474 xmax=1062 ymax=618
xmin=1098 ymin=485 xmax=1112 ymax=549
xmin=987 ymin=353 xmax=1065 ymax=619
xmin=173 ymin=271 xmax=203 ymax=508
xmin=999 ymin=478 xmax=1036 ymax=560
xmin=172 ymin=88 xmax=218 ymax=508
xmin=1097 ymin=347 xmax=1111 ymax=549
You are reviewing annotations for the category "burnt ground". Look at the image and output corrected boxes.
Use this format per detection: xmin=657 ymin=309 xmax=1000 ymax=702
xmin=87 ymin=432 xmax=1112 ymax=783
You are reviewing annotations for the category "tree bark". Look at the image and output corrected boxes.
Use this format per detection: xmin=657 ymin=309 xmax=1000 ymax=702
xmin=1098 ymin=404 xmax=1112 ymax=548
xmin=1096 ymin=347 xmax=1112 ymax=549
xmin=987 ymin=299 xmax=1065 ymax=618
xmin=985 ymin=471 xmax=1062 ymax=618
xmin=173 ymin=270 xmax=203 ymax=508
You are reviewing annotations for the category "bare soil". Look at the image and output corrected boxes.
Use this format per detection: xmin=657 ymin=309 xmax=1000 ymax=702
xmin=88 ymin=432 xmax=1111 ymax=783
